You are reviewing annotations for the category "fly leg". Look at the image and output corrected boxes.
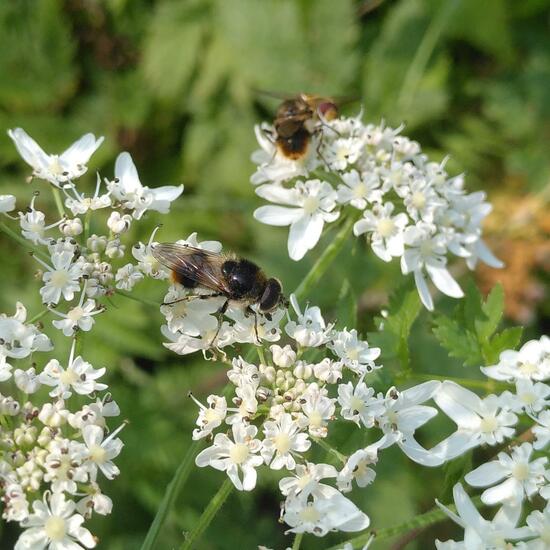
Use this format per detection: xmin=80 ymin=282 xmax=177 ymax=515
xmin=162 ymin=292 xmax=224 ymax=307
xmin=245 ymin=306 xmax=261 ymax=345
xmin=209 ymin=299 xmax=230 ymax=348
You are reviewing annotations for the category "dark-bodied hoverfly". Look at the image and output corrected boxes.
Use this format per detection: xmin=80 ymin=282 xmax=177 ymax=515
xmin=272 ymin=93 xmax=339 ymax=160
xmin=152 ymin=243 xmax=288 ymax=343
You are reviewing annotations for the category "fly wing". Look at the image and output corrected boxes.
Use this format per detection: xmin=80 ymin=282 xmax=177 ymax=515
xmin=152 ymin=243 xmax=231 ymax=294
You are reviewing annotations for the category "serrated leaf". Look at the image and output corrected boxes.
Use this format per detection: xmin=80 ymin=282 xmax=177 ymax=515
xmin=432 ymin=315 xmax=482 ymax=367
xmin=476 ymin=284 xmax=504 ymax=340
xmin=485 ymin=326 xmax=523 ymax=364
xmin=368 ymin=280 xmax=421 ymax=367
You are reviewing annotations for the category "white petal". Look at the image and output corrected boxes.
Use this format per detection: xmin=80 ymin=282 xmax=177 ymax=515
xmin=398 ymin=437 xmax=445 ymax=467
xmin=61 ymin=133 xmax=104 ymax=165
xmin=115 ymin=152 xmax=142 ymax=193
xmin=7 ymin=128 xmax=49 ymax=170
xmin=464 ymin=461 xmax=507 ymax=487
xmin=254 ymin=205 xmax=302 ymax=226
xmin=425 ymin=264 xmax=464 ymax=298
xmin=476 ymin=239 xmax=504 ymax=269
xmin=288 ymin=214 xmax=323 ymax=261
xmin=150 ymin=184 xmax=184 ymax=202
xmin=453 ymin=483 xmax=485 ymax=531
xmin=255 ymin=184 xmax=299 ymax=205
xmin=414 ymin=269 xmax=433 ymax=310
xmin=431 ymin=432 xmax=480 ymax=461
xmin=481 ymin=477 xmax=520 ymax=505
xmin=402 ymin=381 xmax=441 ymax=406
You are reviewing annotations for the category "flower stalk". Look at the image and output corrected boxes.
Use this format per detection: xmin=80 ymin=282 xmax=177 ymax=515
xmin=140 ymin=440 xmax=204 ymax=550
xmin=179 ymin=477 xmax=234 ymax=550
xmin=294 ymin=215 xmax=356 ymax=301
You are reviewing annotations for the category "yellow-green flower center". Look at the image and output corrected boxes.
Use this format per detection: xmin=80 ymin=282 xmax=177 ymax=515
xmin=229 ymin=443 xmax=249 ymax=465
xmin=45 ymin=516 xmax=66 ymax=542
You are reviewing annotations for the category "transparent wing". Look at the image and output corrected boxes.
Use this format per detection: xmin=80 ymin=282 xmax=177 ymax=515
xmin=152 ymin=243 xmax=230 ymax=294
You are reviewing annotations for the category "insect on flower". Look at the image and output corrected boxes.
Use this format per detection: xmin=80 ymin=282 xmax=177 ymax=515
xmin=268 ymin=93 xmax=340 ymax=160
xmin=152 ymin=243 xmax=288 ymax=343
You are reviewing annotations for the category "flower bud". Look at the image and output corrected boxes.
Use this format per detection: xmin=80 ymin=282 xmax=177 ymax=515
xmin=107 ymin=211 xmax=132 ymax=234
xmin=105 ymin=239 xmax=126 ymax=259
xmin=270 ymin=344 xmax=296 ymax=369
xmin=87 ymin=234 xmax=107 ymax=252
xmin=37 ymin=427 xmax=54 ymax=447
xmin=293 ymin=362 xmax=313 ymax=380
xmin=60 ymin=218 xmax=83 ymax=237
xmin=0 ymin=396 xmax=20 ymax=416
xmin=38 ymin=403 xmax=68 ymax=428
xmin=14 ymin=425 xmax=37 ymax=447
xmin=259 ymin=364 xmax=276 ymax=384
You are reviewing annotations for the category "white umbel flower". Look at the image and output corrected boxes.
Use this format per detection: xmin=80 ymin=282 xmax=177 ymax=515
xmin=108 ymin=152 xmax=183 ymax=219
xmin=254 ymin=180 xmax=340 ymax=261
xmin=15 ymin=492 xmax=96 ymax=549
xmin=481 ymin=336 xmax=550 ymax=382
xmin=434 ymin=381 xmax=518 ymax=460
xmin=195 ymin=422 xmax=263 ymax=491
xmin=435 ymin=483 xmax=532 ymax=549
xmin=261 ymin=413 xmax=311 ymax=470
xmin=282 ymin=484 xmax=370 ymax=537
xmin=464 ymin=442 xmax=547 ymax=505
xmin=39 ymin=342 xmax=106 ymax=399
xmin=81 ymin=424 xmax=124 ymax=481
xmin=8 ymin=127 xmax=103 ymax=187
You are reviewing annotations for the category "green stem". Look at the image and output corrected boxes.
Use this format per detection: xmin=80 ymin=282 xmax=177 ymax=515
xmin=312 ymin=436 xmax=347 ymax=465
xmin=325 ymin=496 xmax=483 ymax=550
xmin=294 ymin=215 xmax=356 ymax=301
xmin=180 ymin=478 xmax=234 ymax=550
xmin=114 ymin=289 xmax=160 ymax=308
xmin=396 ymin=0 xmax=460 ymax=115
xmin=140 ymin=440 xmax=203 ymax=550
xmin=28 ymin=309 xmax=49 ymax=324
xmin=292 ymin=532 xmax=304 ymax=550
xmin=0 ymin=221 xmax=50 ymax=262
xmin=51 ymin=187 xmax=65 ymax=218
xmin=83 ymin=211 xmax=91 ymax=244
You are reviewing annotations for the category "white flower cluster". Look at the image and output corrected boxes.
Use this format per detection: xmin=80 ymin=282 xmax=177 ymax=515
xmin=5 ymin=128 xmax=183 ymax=317
xmin=190 ymin=296 xmax=454 ymax=538
xmin=0 ymin=303 xmax=123 ymax=549
xmin=1 ymin=128 xmax=183 ymax=548
xmin=435 ymin=336 xmax=550 ymax=549
xmin=251 ymin=114 xmax=502 ymax=310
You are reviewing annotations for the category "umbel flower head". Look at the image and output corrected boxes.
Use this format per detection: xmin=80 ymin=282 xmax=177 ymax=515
xmin=8 ymin=128 xmax=103 ymax=187
xmin=251 ymin=112 xmax=502 ymax=310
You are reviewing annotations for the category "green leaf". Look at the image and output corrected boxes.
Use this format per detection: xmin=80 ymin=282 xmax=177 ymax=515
xmin=432 ymin=315 xmax=481 ymax=367
xmin=485 ymin=326 xmax=523 ymax=364
xmin=440 ymin=452 xmax=472 ymax=503
xmin=476 ymin=283 xmax=504 ymax=340
xmin=368 ymin=280 xmax=421 ymax=368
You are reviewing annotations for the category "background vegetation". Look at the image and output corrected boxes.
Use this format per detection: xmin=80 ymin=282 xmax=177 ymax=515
xmin=0 ymin=0 xmax=548 ymax=548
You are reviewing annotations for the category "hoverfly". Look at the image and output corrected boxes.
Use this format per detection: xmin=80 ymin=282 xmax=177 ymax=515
xmin=271 ymin=93 xmax=339 ymax=160
xmin=152 ymin=243 xmax=287 ymax=344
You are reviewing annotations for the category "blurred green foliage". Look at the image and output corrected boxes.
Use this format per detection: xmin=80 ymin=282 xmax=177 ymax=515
xmin=0 ymin=0 xmax=549 ymax=548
